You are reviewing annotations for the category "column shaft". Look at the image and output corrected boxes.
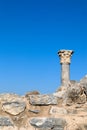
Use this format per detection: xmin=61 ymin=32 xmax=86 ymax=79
xmin=61 ymin=63 xmax=70 ymax=86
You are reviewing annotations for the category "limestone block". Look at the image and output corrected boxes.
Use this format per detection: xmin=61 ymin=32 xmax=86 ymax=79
xmin=0 ymin=116 xmax=13 ymax=126
xmin=0 ymin=93 xmax=24 ymax=104
xmin=29 ymin=94 xmax=58 ymax=105
xmin=53 ymin=90 xmax=66 ymax=99
xmin=30 ymin=117 xmax=66 ymax=130
xmin=50 ymin=106 xmax=68 ymax=115
xmin=2 ymin=101 xmax=26 ymax=115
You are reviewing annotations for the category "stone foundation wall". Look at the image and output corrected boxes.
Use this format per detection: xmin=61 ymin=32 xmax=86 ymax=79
xmin=0 ymin=76 xmax=87 ymax=130
xmin=0 ymin=92 xmax=86 ymax=130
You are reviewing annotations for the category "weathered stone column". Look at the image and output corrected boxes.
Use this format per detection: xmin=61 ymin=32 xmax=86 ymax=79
xmin=58 ymin=50 xmax=74 ymax=86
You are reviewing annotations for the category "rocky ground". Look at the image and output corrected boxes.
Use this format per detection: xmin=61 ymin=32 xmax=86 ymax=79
xmin=0 ymin=76 xmax=87 ymax=130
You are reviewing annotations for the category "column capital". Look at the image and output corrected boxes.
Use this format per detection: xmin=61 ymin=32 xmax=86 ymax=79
xmin=58 ymin=50 xmax=74 ymax=64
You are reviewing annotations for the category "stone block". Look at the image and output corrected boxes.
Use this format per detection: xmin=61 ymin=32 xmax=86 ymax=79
xmin=50 ymin=106 xmax=68 ymax=115
xmin=30 ymin=117 xmax=66 ymax=130
xmin=2 ymin=101 xmax=26 ymax=115
xmin=0 ymin=116 xmax=13 ymax=126
xmin=29 ymin=94 xmax=58 ymax=105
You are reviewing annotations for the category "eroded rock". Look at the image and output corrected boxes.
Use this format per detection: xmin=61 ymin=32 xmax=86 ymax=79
xmin=0 ymin=116 xmax=13 ymax=126
xmin=30 ymin=117 xmax=66 ymax=130
xmin=0 ymin=93 xmax=23 ymax=103
xmin=53 ymin=90 xmax=66 ymax=99
xmin=50 ymin=106 xmax=68 ymax=115
xmin=29 ymin=94 xmax=58 ymax=105
xmin=2 ymin=101 xmax=26 ymax=115
xmin=63 ymin=82 xmax=86 ymax=105
xmin=80 ymin=75 xmax=87 ymax=96
xmin=25 ymin=91 xmax=40 ymax=98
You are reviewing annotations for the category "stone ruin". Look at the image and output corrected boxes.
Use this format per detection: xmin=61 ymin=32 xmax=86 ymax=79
xmin=0 ymin=50 xmax=87 ymax=130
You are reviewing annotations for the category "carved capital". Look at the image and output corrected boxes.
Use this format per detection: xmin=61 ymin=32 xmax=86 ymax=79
xmin=58 ymin=50 xmax=74 ymax=64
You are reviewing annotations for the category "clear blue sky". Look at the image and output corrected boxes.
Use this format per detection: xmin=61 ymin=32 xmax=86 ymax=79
xmin=0 ymin=0 xmax=87 ymax=95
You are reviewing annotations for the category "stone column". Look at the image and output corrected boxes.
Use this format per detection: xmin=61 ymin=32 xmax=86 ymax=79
xmin=58 ymin=50 xmax=74 ymax=86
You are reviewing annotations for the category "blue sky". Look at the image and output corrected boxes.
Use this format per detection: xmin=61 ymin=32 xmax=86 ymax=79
xmin=0 ymin=0 xmax=87 ymax=95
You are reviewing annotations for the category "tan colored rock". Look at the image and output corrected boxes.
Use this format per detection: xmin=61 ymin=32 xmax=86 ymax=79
xmin=53 ymin=90 xmax=66 ymax=98
xmin=25 ymin=91 xmax=40 ymax=98
xmin=0 ymin=93 xmax=22 ymax=102
xmin=0 ymin=127 xmax=18 ymax=130
xmin=76 ymin=93 xmax=86 ymax=104
xmin=66 ymin=122 xmax=81 ymax=130
xmin=2 ymin=101 xmax=26 ymax=115
xmin=50 ymin=106 xmax=68 ymax=115
xmin=63 ymin=82 xmax=86 ymax=105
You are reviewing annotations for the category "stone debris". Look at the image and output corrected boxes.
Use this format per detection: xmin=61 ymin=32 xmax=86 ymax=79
xmin=62 ymin=82 xmax=86 ymax=105
xmin=53 ymin=90 xmax=66 ymax=99
xmin=25 ymin=91 xmax=40 ymax=98
xmin=29 ymin=109 xmax=40 ymax=114
xmin=80 ymin=75 xmax=87 ymax=96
